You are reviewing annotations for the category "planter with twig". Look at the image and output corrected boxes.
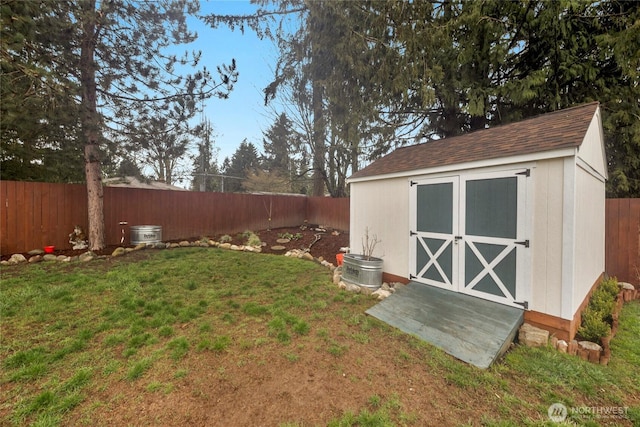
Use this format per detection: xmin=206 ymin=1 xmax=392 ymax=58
xmin=341 ymin=227 xmax=383 ymax=289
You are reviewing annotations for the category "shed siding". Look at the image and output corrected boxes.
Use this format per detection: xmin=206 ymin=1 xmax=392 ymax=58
xmin=573 ymin=164 xmax=606 ymax=312
xmin=531 ymin=158 xmax=565 ymax=317
xmin=350 ymin=177 xmax=408 ymax=277
xmin=577 ymin=108 xmax=607 ymax=179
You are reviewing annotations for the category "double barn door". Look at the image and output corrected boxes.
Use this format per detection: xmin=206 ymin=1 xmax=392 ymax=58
xmin=409 ymin=170 xmax=530 ymax=309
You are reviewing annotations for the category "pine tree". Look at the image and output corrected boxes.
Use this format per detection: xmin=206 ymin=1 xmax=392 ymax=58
xmin=1 ymin=0 xmax=84 ymax=182
xmin=222 ymin=140 xmax=261 ymax=193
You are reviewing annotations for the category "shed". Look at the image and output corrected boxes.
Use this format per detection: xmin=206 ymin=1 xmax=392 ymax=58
xmin=348 ymin=102 xmax=607 ymax=343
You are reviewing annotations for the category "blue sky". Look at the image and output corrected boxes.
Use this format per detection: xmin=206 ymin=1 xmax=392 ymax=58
xmin=188 ymin=0 xmax=280 ymax=164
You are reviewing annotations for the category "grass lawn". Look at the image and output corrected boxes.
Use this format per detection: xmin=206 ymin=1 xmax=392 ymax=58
xmin=1 ymin=248 xmax=639 ymax=426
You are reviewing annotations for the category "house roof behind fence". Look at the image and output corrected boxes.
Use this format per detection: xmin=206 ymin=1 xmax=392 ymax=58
xmin=349 ymin=102 xmax=600 ymax=180
xmin=103 ymin=176 xmax=188 ymax=191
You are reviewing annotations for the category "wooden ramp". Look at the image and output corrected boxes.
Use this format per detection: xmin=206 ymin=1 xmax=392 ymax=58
xmin=366 ymin=282 xmax=523 ymax=369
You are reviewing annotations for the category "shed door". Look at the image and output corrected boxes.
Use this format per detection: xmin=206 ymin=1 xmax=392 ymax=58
xmin=410 ymin=170 xmax=529 ymax=309
xmin=409 ymin=177 xmax=459 ymax=291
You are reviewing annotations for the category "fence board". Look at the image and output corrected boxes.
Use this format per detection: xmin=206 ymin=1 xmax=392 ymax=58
xmin=307 ymin=197 xmax=350 ymax=231
xmin=605 ymin=198 xmax=640 ymax=285
xmin=630 ymin=200 xmax=640 ymax=282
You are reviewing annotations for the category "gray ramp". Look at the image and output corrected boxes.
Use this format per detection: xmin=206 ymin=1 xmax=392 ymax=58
xmin=366 ymin=282 xmax=523 ymax=369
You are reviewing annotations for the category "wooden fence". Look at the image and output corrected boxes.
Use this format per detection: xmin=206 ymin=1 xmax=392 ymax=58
xmin=605 ymin=198 xmax=640 ymax=285
xmin=1 ymin=181 xmax=637 ymax=284
xmin=0 ymin=181 xmax=349 ymax=254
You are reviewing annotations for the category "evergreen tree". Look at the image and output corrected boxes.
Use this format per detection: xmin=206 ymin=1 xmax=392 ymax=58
xmin=2 ymin=0 xmax=239 ymax=247
xmin=191 ymin=120 xmax=220 ymax=191
xmin=262 ymin=112 xmax=296 ymax=173
xmin=1 ymin=0 xmax=84 ymax=182
xmin=222 ymin=139 xmax=260 ymax=192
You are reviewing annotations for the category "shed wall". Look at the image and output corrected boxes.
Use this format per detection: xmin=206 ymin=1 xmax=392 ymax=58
xmin=573 ymin=164 xmax=606 ymax=312
xmin=577 ymin=109 xmax=607 ymax=179
xmin=530 ymin=158 xmax=565 ymax=317
xmin=350 ymin=177 xmax=408 ymax=277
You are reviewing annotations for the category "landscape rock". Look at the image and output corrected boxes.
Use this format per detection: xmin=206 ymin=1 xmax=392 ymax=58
xmin=111 ymin=247 xmax=126 ymax=257
xmin=57 ymin=256 xmax=71 ymax=262
xmin=359 ymin=286 xmax=374 ymax=295
xmin=28 ymin=249 xmax=44 ymax=256
xmin=518 ymin=323 xmax=549 ymax=347
xmin=301 ymin=252 xmax=314 ymax=261
xmin=179 ymin=241 xmax=191 ymax=247
xmin=333 ymin=269 xmax=342 ymax=285
xmin=271 ymin=245 xmax=286 ymax=251
xmin=578 ymin=340 xmax=603 ymax=363
xmin=9 ymin=254 xmax=27 ymax=264
xmin=169 ymin=243 xmax=181 ymax=248
xmin=43 ymin=254 xmax=57 ymax=261
xmin=372 ymin=288 xmax=391 ymax=300
xmin=219 ymin=243 xmax=232 ymax=250
xmin=276 ymin=238 xmax=290 ymax=244
xmin=578 ymin=341 xmax=603 ymax=352
xmin=345 ymin=283 xmax=361 ymax=293
xmin=0 ymin=260 xmax=9 ymax=266
xmin=620 ymin=282 xmax=635 ymax=290
xmin=134 ymin=243 xmax=147 ymax=250
xmin=557 ymin=340 xmax=568 ymax=353
xmin=28 ymin=255 xmax=43 ymax=263
xmin=79 ymin=252 xmax=95 ymax=262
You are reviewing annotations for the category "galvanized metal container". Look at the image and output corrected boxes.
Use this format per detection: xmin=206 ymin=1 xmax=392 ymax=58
xmin=341 ymin=254 xmax=383 ymax=289
xmin=130 ymin=225 xmax=162 ymax=245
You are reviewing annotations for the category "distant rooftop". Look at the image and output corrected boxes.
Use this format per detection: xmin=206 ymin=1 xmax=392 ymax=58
xmin=103 ymin=176 xmax=188 ymax=191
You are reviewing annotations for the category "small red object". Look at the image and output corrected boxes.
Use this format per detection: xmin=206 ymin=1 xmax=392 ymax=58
xmin=336 ymin=253 xmax=344 ymax=266
xmin=44 ymin=245 xmax=55 ymax=254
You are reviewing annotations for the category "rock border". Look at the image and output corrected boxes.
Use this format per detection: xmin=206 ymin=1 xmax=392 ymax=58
xmin=518 ymin=282 xmax=639 ymax=365
xmin=2 ymin=239 xmax=269 ymax=266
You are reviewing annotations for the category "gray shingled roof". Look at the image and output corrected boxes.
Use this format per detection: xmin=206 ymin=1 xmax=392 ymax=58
xmin=349 ymin=102 xmax=599 ymax=180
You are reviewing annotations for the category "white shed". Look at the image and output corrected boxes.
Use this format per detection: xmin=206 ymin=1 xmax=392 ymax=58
xmin=348 ymin=102 xmax=607 ymax=341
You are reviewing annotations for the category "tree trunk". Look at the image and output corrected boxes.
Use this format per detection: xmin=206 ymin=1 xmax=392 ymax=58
xmin=80 ymin=0 xmax=105 ymax=250
xmin=311 ymin=78 xmax=325 ymax=196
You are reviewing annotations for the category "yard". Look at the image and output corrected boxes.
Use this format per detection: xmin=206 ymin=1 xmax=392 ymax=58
xmin=1 ymin=244 xmax=639 ymax=426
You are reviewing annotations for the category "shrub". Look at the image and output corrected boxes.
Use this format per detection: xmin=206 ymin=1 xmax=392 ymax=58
xmin=577 ymin=277 xmax=619 ymax=341
xmin=243 ymin=231 xmax=262 ymax=247
xmin=589 ymin=289 xmax=616 ymax=322
xmin=219 ymin=235 xmax=232 ymax=243
xmin=578 ymin=308 xmax=611 ymax=342
xmin=599 ymin=277 xmax=621 ymax=299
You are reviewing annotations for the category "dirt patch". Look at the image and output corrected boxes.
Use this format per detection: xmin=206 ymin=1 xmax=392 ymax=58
xmin=1 ymin=225 xmax=350 ymax=266
xmin=224 ymin=225 xmax=349 ymax=264
xmin=64 ymin=314 xmax=504 ymax=427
